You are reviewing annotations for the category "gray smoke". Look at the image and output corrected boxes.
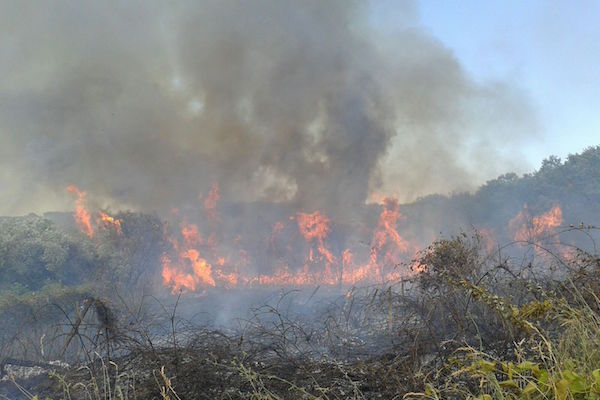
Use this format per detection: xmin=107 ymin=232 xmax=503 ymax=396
xmin=0 ymin=0 xmax=537 ymax=217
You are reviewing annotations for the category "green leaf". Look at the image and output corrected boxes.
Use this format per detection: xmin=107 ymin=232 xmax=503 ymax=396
xmin=593 ymin=369 xmax=600 ymax=386
xmin=537 ymin=369 xmax=549 ymax=385
xmin=478 ymin=360 xmax=497 ymax=373
xmin=563 ymin=370 xmax=588 ymax=393
xmin=517 ymin=361 xmax=536 ymax=372
xmin=522 ymin=381 xmax=538 ymax=396
xmin=499 ymin=379 xmax=519 ymax=389
xmin=556 ymin=378 xmax=570 ymax=400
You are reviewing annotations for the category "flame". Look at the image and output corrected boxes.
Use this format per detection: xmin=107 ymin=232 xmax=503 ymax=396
xmin=510 ymin=204 xmax=562 ymax=242
xmin=367 ymin=197 xmax=412 ymax=281
xmin=66 ymin=185 xmax=94 ymax=238
xmin=62 ymin=183 xmax=574 ymax=292
xmin=162 ymin=249 xmax=216 ymax=292
xmin=296 ymin=211 xmax=331 ymax=242
xmin=181 ymin=223 xmax=202 ymax=247
xmin=98 ymin=210 xmax=122 ymax=234
xmin=162 ymin=220 xmax=217 ymax=291
xmin=411 ymin=259 xmax=427 ymax=273
xmin=162 ymin=217 xmax=241 ymax=291
xmin=297 ymin=211 xmax=338 ymax=280
xmin=254 ymin=201 xmax=416 ymax=287
xmin=215 ymin=270 xmax=238 ymax=287
xmin=508 ymin=204 xmax=564 ymax=266
xmin=66 ymin=183 xmax=422 ymax=290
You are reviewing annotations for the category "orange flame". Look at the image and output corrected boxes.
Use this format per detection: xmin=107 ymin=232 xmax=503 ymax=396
xmin=296 ymin=211 xmax=331 ymax=242
xmin=510 ymin=204 xmax=562 ymax=242
xmin=98 ymin=210 xmax=122 ymax=235
xmin=181 ymin=223 xmax=203 ymax=247
xmin=160 ymin=187 xmax=419 ymax=291
xmin=162 ymin=249 xmax=216 ymax=292
xmin=162 ymin=217 xmax=242 ymax=291
xmin=66 ymin=185 xmax=94 ymax=238
xmin=297 ymin=211 xmax=337 ymax=277
xmin=368 ymin=198 xmax=412 ymax=281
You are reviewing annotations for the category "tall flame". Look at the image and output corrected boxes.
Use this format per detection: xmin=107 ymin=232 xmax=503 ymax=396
xmin=369 ymin=197 xmax=412 ymax=280
xmin=297 ymin=211 xmax=336 ymax=265
xmin=66 ymin=185 xmax=94 ymax=238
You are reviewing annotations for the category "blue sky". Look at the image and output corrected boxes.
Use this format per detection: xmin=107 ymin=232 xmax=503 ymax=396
xmin=371 ymin=0 xmax=600 ymax=168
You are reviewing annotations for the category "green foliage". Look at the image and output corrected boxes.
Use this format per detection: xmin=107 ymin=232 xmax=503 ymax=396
xmin=407 ymin=232 xmax=600 ymax=400
xmin=0 ymin=212 xmax=167 ymax=298
xmin=0 ymin=282 xmax=93 ymax=313
xmin=0 ymin=215 xmax=96 ymax=291
xmin=404 ymin=146 xmax=600 ymax=244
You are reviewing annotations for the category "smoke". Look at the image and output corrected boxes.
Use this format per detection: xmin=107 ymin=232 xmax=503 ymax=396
xmin=0 ymin=0 xmax=537 ymax=217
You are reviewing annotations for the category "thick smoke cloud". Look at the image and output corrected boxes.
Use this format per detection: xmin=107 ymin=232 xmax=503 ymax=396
xmin=0 ymin=1 xmax=537 ymax=216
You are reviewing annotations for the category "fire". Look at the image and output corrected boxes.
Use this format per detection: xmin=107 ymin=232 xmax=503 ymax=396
xmin=181 ymin=223 xmax=202 ymax=247
xmin=161 ymin=195 xmax=420 ymax=291
xmin=162 ymin=248 xmax=216 ymax=292
xmin=297 ymin=211 xmax=337 ymax=270
xmin=508 ymin=204 xmax=564 ymax=266
xmin=66 ymin=185 xmax=94 ymax=238
xmin=60 ymin=184 xmax=577 ymax=292
xmin=162 ymin=221 xmax=214 ymax=291
xmin=411 ymin=259 xmax=427 ymax=273
xmin=296 ymin=211 xmax=330 ymax=242
xmin=368 ymin=197 xmax=412 ymax=281
xmin=66 ymin=186 xmax=123 ymax=237
xmin=162 ymin=217 xmax=240 ymax=291
xmin=510 ymin=204 xmax=562 ymax=242
xmin=69 ymin=183 xmax=425 ymax=291
xmin=98 ymin=210 xmax=122 ymax=234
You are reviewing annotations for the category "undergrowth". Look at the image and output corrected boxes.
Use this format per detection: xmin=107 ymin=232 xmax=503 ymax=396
xmin=2 ymin=229 xmax=600 ymax=399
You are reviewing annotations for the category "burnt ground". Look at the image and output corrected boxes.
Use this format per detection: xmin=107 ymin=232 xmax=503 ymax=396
xmin=0 ymin=283 xmax=435 ymax=400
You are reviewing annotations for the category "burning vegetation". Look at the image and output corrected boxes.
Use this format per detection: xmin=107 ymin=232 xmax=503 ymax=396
xmin=2 ymin=0 xmax=599 ymax=397
xmin=1 ymin=147 xmax=600 ymax=398
xmin=63 ymin=181 xmax=577 ymax=294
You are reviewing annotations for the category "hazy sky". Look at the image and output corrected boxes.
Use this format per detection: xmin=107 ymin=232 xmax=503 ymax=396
xmin=372 ymin=0 xmax=600 ymax=166
xmin=0 ymin=1 xmax=598 ymax=216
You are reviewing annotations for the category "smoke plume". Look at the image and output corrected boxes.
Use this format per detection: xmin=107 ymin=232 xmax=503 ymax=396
xmin=0 ymin=1 xmax=537 ymax=216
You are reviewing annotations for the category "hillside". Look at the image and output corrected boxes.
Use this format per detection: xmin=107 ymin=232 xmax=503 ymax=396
xmin=400 ymin=145 xmax=600 ymax=243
